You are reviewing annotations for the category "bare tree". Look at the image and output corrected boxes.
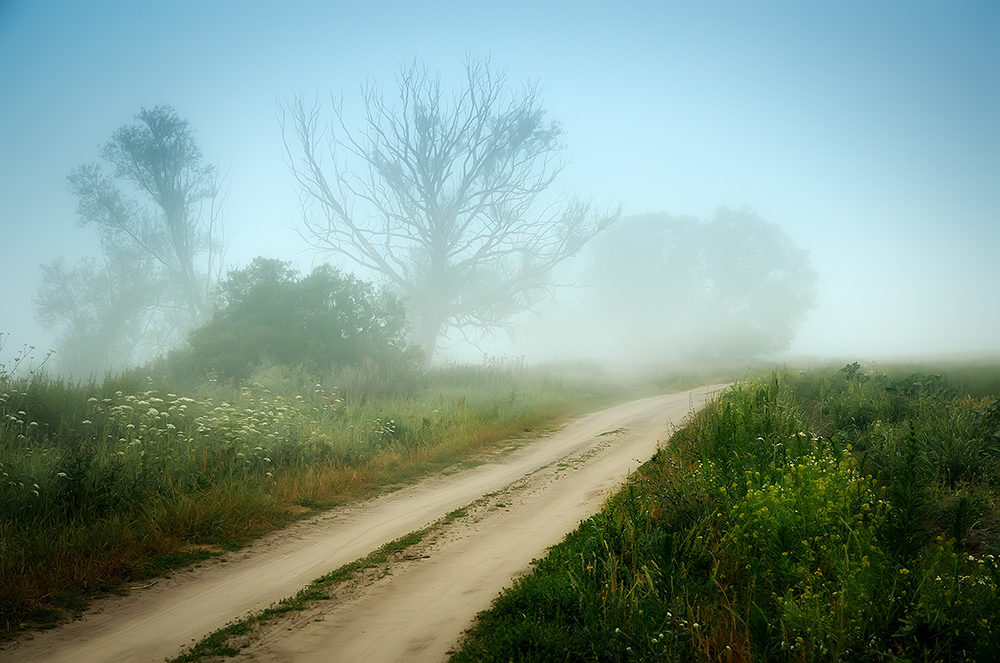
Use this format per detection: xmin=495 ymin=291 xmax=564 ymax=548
xmin=282 ymin=57 xmax=617 ymax=361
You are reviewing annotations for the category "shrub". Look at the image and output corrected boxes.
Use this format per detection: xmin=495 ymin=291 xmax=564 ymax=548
xmin=452 ymin=364 xmax=1000 ymax=663
xmin=168 ymin=258 xmax=421 ymax=383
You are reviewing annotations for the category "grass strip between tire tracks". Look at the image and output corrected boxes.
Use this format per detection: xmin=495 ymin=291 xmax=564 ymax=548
xmin=168 ymin=507 xmax=468 ymax=662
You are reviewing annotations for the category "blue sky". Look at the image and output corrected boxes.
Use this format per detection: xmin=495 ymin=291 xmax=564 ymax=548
xmin=1 ymin=1 xmax=998 ymax=364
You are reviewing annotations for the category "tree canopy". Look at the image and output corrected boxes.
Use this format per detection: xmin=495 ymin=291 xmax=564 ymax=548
xmin=171 ymin=258 xmax=418 ymax=382
xmin=282 ymin=57 xmax=616 ymax=362
xmin=35 ymin=105 xmax=224 ymax=375
xmin=69 ymin=105 xmax=223 ymax=322
xmin=583 ymin=208 xmax=818 ymax=361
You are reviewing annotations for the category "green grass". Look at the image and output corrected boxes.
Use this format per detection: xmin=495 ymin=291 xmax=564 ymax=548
xmin=451 ymin=361 xmax=1000 ymax=662
xmin=0 ymin=357 xmax=631 ymax=640
xmin=169 ymin=528 xmax=431 ymax=662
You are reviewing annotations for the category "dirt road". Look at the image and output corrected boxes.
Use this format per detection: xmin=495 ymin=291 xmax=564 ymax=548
xmin=0 ymin=385 xmax=724 ymax=663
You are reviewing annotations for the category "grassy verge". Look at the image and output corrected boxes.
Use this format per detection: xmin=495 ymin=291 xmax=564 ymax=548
xmin=451 ymin=362 xmax=1000 ymax=662
xmin=0 ymin=357 xmax=632 ymax=639
xmin=168 ymin=523 xmax=440 ymax=662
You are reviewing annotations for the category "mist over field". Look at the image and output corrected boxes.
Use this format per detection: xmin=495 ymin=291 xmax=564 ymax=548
xmin=3 ymin=6 xmax=1000 ymax=655
xmin=1 ymin=1 xmax=997 ymax=373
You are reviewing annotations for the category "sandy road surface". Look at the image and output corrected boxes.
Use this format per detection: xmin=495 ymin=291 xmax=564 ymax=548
xmin=0 ymin=385 xmax=725 ymax=663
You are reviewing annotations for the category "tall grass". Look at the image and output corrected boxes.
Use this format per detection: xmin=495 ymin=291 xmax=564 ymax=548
xmin=453 ymin=362 xmax=1000 ymax=662
xmin=0 ymin=355 xmax=626 ymax=638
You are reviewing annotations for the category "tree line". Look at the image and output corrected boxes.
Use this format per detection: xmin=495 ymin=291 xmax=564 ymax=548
xmin=34 ymin=56 xmax=816 ymax=378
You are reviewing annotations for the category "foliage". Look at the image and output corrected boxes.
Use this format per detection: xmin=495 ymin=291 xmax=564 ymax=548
xmin=34 ymin=253 xmax=163 ymax=376
xmin=167 ymin=257 xmax=420 ymax=383
xmin=0 ymin=357 xmax=624 ymax=638
xmin=35 ymin=105 xmax=224 ymax=376
xmin=452 ymin=363 xmax=1000 ymax=662
xmin=282 ymin=56 xmax=617 ymax=360
xmin=583 ymin=209 xmax=818 ymax=361
xmin=170 ymin=528 xmax=429 ymax=662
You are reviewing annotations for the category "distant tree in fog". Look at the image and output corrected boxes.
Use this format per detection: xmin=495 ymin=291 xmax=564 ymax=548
xmin=35 ymin=105 xmax=224 ymax=375
xmin=586 ymin=208 xmax=818 ymax=360
xmin=282 ymin=56 xmax=617 ymax=363
xmin=34 ymin=250 xmax=162 ymax=377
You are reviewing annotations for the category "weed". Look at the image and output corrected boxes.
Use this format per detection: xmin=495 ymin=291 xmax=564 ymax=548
xmin=452 ymin=362 xmax=1000 ymax=663
xmin=0 ymin=357 xmax=626 ymax=640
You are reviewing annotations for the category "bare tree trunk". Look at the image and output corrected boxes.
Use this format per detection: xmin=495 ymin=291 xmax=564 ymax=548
xmin=418 ymin=313 xmax=442 ymax=367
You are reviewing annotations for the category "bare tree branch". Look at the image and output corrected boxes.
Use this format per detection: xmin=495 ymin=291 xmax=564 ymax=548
xmin=283 ymin=56 xmax=618 ymax=362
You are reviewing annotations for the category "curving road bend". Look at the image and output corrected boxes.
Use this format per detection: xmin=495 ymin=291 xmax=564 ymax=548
xmin=0 ymin=384 xmax=725 ymax=663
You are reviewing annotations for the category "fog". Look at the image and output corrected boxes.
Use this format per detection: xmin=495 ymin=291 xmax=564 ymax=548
xmin=1 ymin=1 xmax=997 ymax=373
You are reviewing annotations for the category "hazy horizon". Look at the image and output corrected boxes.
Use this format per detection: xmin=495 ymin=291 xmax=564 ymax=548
xmin=2 ymin=1 xmax=997 ymax=371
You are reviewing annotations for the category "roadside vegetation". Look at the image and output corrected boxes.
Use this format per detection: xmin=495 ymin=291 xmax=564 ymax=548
xmin=0 ymin=249 xmax=747 ymax=641
xmin=452 ymin=362 xmax=1000 ymax=662
xmin=0 ymin=342 xmax=631 ymax=639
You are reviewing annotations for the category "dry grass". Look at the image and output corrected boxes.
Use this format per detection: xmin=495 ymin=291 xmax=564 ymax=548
xmin=0 ymin=359 xmax=625 ymax=638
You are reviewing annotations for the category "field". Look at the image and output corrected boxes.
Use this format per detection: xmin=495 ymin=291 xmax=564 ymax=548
xmin=451 ymin=362 xmax=1000 ymax=662
xmin=1 ymin=352 xmax=654 ymax=639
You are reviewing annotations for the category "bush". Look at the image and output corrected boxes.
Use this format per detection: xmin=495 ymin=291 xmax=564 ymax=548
xmin=168 ymin=258 xmax=421 ymax=383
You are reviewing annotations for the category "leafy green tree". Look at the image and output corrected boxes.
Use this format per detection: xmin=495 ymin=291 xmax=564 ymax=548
xmin=172 ymin=258 xmax=418 ymax=381
xmin=70 ymin=105 xmax=224 ymax=321
xmin=585 ymin=207 xmax=818 ymax=360
xmin=282 ymin=57 xmax=617 ymax=362
xmin=35 ymin=105 xmax=224 ymax=375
